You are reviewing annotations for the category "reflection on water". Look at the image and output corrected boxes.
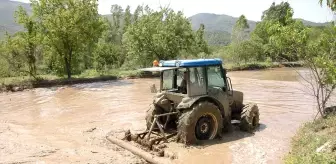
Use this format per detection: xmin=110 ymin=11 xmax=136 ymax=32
xmin=0 ymin=68 xmax=319 ymax=164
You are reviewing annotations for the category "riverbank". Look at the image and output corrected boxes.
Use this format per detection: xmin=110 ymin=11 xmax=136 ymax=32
xmin=284 ymin=114 xmax=336 ymax=164
xmin=0 ymin=61 xmax=303 ymax=93
xmin=226 ymin=61 xmax=303 ymax=71
xmin=0 ymin=69 xmax=158 ymax=93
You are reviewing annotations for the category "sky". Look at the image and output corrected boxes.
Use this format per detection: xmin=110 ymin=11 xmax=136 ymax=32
xmin=13 ymin=0 xmax=335 ymax=23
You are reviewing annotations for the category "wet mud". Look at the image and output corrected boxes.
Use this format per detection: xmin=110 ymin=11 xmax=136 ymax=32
xmin=0 ymin=68 xmax=319 ymax=164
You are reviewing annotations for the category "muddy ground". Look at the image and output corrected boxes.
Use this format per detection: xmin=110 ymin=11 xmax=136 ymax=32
xmin=0 ymin=68 xmax=318 ymax=164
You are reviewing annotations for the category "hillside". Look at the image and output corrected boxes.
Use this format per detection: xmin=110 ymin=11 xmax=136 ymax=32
xmin=0 ymin=0 xmax=31 ymax=37
xmin=189 ymin=13 xmax=257 ymax=33
xmin=189 ymin=13 xmax=330 ymax=33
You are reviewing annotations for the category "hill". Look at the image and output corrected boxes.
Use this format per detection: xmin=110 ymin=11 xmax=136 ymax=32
xmin=189 ymin=13 xmax=257 ymax=33
xmin=189 ymin=13 xmax=330 ymax=33
xmin=0 ymin=0 xmax=31 ymax=37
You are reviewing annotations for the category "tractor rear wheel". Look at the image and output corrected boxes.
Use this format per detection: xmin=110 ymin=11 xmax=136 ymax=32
xmin=177 ymin=102 xmax=223 ymax=145
xmin=239 ymin=103 xmax=260 ymax=132
xmin=145 ymin=104 xmax=165 ymax=130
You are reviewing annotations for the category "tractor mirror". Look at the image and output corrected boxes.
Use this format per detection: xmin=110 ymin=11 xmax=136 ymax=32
xmin=227 ymin=77 xmax=233 ymax=96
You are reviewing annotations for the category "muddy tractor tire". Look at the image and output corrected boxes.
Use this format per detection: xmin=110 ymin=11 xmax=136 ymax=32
xmin=239 ymin=103 xmax=260 ymax=132
xmin=177 ymin=102 xmax=223 ymax=145
xmin=145 ymin=104 xmax=165 ymax=130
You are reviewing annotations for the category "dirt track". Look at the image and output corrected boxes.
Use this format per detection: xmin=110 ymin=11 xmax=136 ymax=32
xmin=0 ymin=68 xmax=317 ymax=164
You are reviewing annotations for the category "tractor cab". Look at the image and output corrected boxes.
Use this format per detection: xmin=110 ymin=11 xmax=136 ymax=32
xmin=140 ymin=58 xmax=233 ymax=98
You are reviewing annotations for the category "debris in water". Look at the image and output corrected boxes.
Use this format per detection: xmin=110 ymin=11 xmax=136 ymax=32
xmin=85 ymin=127 xmax=97 ymax=133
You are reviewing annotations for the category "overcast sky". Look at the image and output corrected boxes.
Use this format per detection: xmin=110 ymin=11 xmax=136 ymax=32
xmin=13 ymin=0 xmax=335 ymax=23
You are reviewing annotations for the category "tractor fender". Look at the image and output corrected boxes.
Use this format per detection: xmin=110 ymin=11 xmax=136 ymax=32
xmin=231 ymin=90 xmax=244 ymax=113
xmin=176 ymin=95 xmax=226 ymax=119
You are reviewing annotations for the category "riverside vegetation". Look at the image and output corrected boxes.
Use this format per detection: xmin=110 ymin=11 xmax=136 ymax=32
xmin=0 ymin=1 xmax=330 ymax=90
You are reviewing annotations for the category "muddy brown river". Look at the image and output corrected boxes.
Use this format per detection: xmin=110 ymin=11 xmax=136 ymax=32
xmin=0 ymin=68 xmax=318 ymax=164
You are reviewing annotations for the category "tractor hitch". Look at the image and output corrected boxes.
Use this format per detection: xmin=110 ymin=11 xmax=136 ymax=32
xmin=123 ymin=112 xmax=179 ymax=152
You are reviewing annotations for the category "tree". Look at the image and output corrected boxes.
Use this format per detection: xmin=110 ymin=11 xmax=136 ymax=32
xmin=251 ymin=2 xmax=296 ymax=61
xmin=231 ymin=15 xmax=249 ymax=43
xmin=93 ymin=40 xmax=123 ymax=70
xmin=195 ymin=24 xmax=210 ymax=55
xmin=12 ymin=6 xmax=40 ymax=78
xmin=123 ymin=5 xmax=132 ymax=33
xmin=123 ymin=8 xmax=197 ymax=67
xmin=110 ymin=4 xmax=123 ymax=44
xmin=31 ymin=0 xmax=104 ymax=78
xmin=133 ymin=5 xmax=143 ymax=22
xmin=262 ymin=2 xmax=294 ymax=26
xmin=0 ymin=32 xmax=41 ymax=77
xmin=252 ymin=2 xmax=294 ymax=48
xmin=298 ymin=25 xmax=336 ymax=118
xmin=267 ymin=20 xmax=307 ymax=61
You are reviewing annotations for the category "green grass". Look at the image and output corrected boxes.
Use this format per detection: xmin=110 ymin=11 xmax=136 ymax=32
xmin=0 ymin=75 xmax=59 ymax=86
xmin=284 ymin=115 xmax=336 ymax=164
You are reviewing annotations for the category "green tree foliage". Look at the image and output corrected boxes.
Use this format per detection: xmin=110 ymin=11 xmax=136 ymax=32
xmin=0 ymin=34 xmax=26 ymax=77
xmin=110 ymin=4 xmax=123 ymax=44
xmin=228 ymin=39 xmax=263 ymax=64
xmin=262 ymin=2 xmax=294 ymax=26
xmin=267 ymin=20 xmax=307 ymax=61
xmin=319 ymin=0 xmax=336 ymax=11
xmin=93 ymin=41 xmax=123 ymax=70
xmin=123 ymin=5 xmax=131 ymax=32
xmin=251 ymin=2 xmax=294 ymax=55
xmin=250 ymin=2 xmax=300 ymax=61
xmin=195 ymin=24 xmax=210 ymax=55
xmin=231 ymin=15 xmax=249 ymax=43
xmin=14 ymin=6 xmax=40 ymax=78
xmin=133 ymin=5 xmax=143 ymax=22
xmin=123 ymin=8 xmax=204 ymax=67
xmin=0 ymin=6 xmax=41 ymax=78
xmin=228 ymin=14 xmax=264 ymax=64
xmin=299 ymin=25 xmax=336 ymax=117
xmin=31 ymin=0 xmax=104 ymax=78
xmin=92 ymin=4 xmax=130 ymax=70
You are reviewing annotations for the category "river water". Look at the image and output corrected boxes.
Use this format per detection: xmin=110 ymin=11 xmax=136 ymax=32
xmin=0 ymin=68 xmax=318 ymax=164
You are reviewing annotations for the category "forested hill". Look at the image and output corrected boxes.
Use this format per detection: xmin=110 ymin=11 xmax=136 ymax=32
xmin=189 ymin=13 xmax=330 ymax=33
xmin=0 ymin=0 xmax=330 ymax=45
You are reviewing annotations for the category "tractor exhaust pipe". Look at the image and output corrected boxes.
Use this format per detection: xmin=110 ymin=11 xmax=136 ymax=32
xmin=106 ymin=135 xmax=172 ymax=164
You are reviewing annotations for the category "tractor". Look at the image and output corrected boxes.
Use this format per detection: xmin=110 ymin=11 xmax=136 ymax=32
xmin=107 ymin=58 xmax=260 ymax=158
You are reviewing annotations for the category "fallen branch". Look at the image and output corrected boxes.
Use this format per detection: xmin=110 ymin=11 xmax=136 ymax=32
xmin=106 ymin=135 xmax=172 ymax=164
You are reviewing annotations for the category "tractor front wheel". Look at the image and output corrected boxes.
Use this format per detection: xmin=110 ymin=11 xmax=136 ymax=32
xmin=239 ymin=103 xmax=260 ymax=132
xmin=145 ymin=104 xmax=165 ymax=130
xmin=177 ymin=102 xmax=223 ymax=145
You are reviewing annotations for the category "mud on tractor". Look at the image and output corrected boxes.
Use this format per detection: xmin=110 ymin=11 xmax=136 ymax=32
xmin=107 ymin=58 xmax=260 ymax=160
